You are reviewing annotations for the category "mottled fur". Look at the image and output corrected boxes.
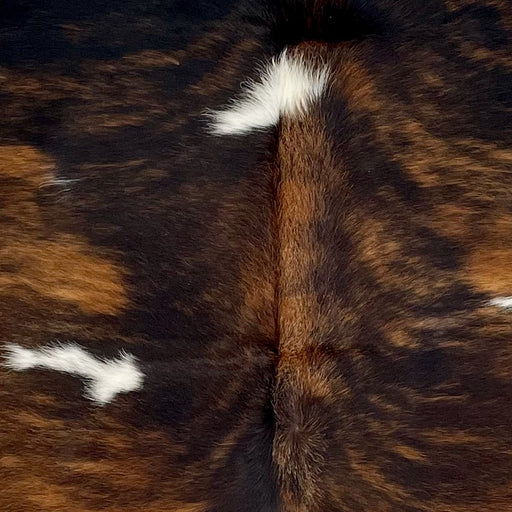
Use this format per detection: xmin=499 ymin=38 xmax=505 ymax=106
xmin=1 ymin=1 xmax=512 ymax=511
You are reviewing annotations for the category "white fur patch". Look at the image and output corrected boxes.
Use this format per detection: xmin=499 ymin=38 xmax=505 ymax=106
xmin=41 ymin=177 xmax=80 ymax=188
xmin=207 ymin=51 xmax=330 ymax=135
xmin=3 ymin=343 xmax=143 ymax=405
xmin=489 ymin=296 xmax=512 ymax=309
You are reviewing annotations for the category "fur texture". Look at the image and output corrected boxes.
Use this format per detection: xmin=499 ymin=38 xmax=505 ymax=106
xmin=3 ymin=344 xmax=143 ymax=404
xmin=208 ymin=51 xmax=329 ymax=135
xmin=1 ymin=1 xmax=512 ymax=511
xmin=489 ymin=296 xmax=512 ymax=309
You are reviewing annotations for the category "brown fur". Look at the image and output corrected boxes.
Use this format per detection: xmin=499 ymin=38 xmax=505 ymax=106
xmin=1 ymin=0 xmax=512 ymax=511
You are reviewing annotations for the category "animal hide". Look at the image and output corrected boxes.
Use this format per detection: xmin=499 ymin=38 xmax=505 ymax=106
xmin=1 ymin=1 xmax=512 ymax=511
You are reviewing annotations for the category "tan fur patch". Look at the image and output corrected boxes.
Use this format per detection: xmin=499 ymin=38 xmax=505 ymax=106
xmin=465 ymin=215 xmax=512 ymax=295
xmin=0 ymin=237 xmax=128 ymax=315
xmin=0 ymin=145 xmax=128 ymax=316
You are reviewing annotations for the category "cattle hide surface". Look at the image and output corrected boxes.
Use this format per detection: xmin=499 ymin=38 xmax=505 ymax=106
xmin=1 ymin=1 xmax=512 ymax=511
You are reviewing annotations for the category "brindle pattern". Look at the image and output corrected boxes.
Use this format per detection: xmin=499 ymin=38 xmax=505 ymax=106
xmin=1 ymin=1 xmax=512 ymax=511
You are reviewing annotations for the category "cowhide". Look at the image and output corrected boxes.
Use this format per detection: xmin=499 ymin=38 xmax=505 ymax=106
xmin=1 ymin=1 xmax=512 ymax=511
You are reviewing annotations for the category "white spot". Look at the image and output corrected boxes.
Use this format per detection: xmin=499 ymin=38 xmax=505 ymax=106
xmin=207 ymin=51 xmax=330 ymax=135
xmin=39 ymin=177 xmax=80 ymax=189
xmin=489 ymin=296 xmax=512 ymax=309
xmin=3 ymin=343 xmax=143 ymax=405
